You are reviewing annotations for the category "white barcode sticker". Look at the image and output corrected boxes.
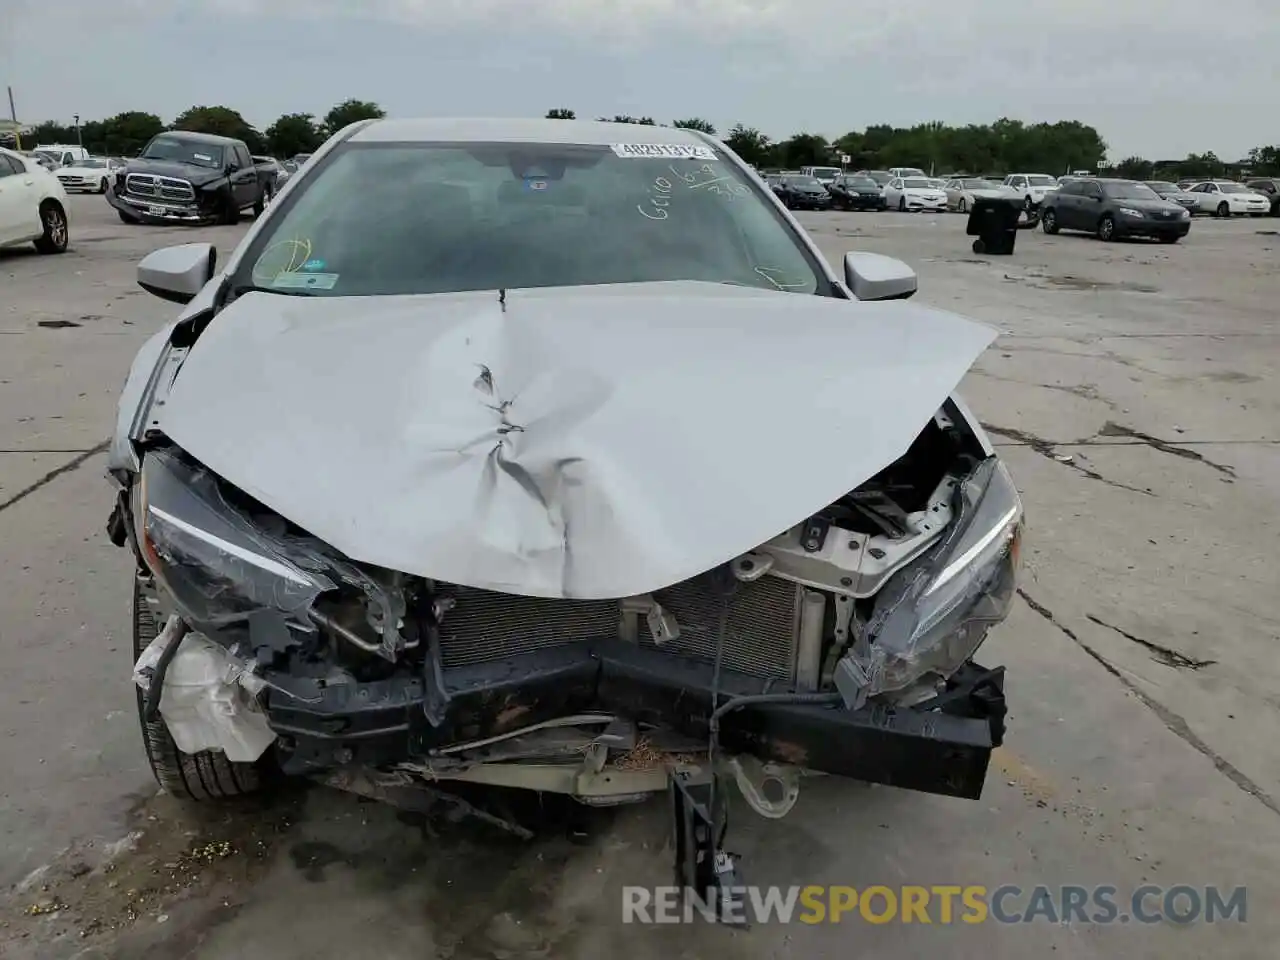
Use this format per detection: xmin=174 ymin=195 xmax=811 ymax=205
xmin=611 ymin=143 xmax=717 ymax=161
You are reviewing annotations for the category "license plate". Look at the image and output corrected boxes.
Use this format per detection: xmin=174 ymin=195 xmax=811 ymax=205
xmin=147 ymin=205 xmax=166 ymax=217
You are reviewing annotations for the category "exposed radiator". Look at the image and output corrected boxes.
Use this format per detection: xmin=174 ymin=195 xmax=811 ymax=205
xmin=439 ymin=572 xmax=802 ymax=681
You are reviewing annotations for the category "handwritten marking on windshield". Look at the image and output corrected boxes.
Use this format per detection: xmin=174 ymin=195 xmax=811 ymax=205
xmin=638 ymin=164 xmax=751 ymax=220
xmin=638 ymin=176 xmax=673 ymax=220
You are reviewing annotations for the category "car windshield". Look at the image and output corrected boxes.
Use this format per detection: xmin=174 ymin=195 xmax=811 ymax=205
xmin=903 ymin=178 xmax=932 ymax=188
xmin=141 ymin=137 xmax=224 ymax=169
xmin=1027 ymin=175 xmax=1057 ymax=186
xmin=1102 ymin=181 xmax=1160 ymax=200
xmin=237 ymin=141 xmax=824 ymax=297
xmin=1218 ymin=183 xmax=1250 ymax=194
xmin=78 ymin=159 xmax=107 ymax=169
xmin=785 ymin=175 xmax=823 ymax=188
xmin=1145 ymin=182 xmax=1178 ymax=192
xmin=845 ymin=177 xmax=877 ymax=188
xmin=962 ymin=179 xmax=992 ymax=188
xmin=810 ymin=167 xmax=840 ymax=178
xmin=866 ymin=171 xmax=891 ymax=184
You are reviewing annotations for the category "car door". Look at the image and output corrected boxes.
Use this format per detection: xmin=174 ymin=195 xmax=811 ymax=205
xmin=1048 ymin=180 xmax=1077 ymax=227
xmin=0 ymin=153 xmax=40 ymax=244
xmin=1074 ymin=180 xmax=1104 ymax=227
xmin=228 ymin=143 xmax=257 ymax=209
xmin=886 ymin=178 xmax=903 ymax=206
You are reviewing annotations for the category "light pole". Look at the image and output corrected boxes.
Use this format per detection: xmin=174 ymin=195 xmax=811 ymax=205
xmin=74 ymin=114 xmax=82 ymax=149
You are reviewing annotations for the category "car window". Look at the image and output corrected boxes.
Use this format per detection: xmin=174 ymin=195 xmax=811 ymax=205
xmin=0 ymin=154 xmax=20 ymax=177
xmin=236 ymin=141 xmax=826 ymax=297
xmin=1101 ymin=181 xmax=1159 ymax=200
xmin=1057 ymin=181 xmax=1081 ymax=195
xmin=141 ymin=136 xmax=224 ymax=169
xmin=1081 ymin=182 xmax=1103 ymax=198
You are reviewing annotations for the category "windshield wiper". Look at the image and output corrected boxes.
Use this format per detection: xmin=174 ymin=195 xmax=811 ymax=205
xmin=228 ymin=284 xmax=317 ymax=299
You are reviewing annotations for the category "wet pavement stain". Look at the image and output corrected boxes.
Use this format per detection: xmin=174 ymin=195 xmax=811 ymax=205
xmin=0 ymin=787 xmax=307 ymax=957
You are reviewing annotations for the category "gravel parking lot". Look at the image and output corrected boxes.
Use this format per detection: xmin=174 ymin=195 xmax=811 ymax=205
xmin=2 ymin=195 xmax=1278 ymax=959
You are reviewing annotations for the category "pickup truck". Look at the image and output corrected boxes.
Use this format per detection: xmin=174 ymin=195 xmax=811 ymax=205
xmin=107 ymin=131 xmax=274 ymax=225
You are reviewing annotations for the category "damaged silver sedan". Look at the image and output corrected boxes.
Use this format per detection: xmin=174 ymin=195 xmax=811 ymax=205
xmin=107 ymin=118 xmax=1021 ymax=910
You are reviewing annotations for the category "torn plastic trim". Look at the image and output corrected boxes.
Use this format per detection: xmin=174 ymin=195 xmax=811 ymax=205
xmin=133 ymin=617 xmax=276 ymax=762
xmin=833 ymin=457 xmax=1022 ymax=709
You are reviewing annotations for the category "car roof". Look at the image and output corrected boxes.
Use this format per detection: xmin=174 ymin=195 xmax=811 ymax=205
xmin=156 ymin=130 xmax=237 ymax=144
xmin=348 ymin=117 xmax=714 ymax=146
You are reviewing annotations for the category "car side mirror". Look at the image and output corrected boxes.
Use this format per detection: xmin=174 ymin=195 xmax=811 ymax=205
xmin=843 ymin=251 xmax=918 ymax=301
xmin=137 ymin=243 xmax=217 ymax=304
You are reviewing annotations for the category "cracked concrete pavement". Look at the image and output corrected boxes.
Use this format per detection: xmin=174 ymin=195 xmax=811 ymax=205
xmin=1 ymin=198 xmax=1277 ymax=958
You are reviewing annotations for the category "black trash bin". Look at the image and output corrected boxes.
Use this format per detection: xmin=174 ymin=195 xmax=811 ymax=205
xmin=966 ymin=197 xmax=1023 ymax=255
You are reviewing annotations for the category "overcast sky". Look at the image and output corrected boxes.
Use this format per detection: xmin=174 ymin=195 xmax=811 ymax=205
xmin=3 ymin=1 xmax=1276 ymax=161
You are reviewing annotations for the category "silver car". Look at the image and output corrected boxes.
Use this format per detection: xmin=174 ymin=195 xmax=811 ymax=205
xmin=108 ymin=118 xmax=1021 ymax=910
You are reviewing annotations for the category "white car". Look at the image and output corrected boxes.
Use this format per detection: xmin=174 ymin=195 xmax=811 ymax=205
xmin=888 ymin=167 xmax=926 ymax=179
xmin=944 ymin=178 xmax=1017 ymax=213
xmin=56 ymin=157 xmax=126 ymax=194
xmin=885 ymin=176 xmax=948 ymax=212
xmin=1002 ymin=173 xmax=1059 ymax=209
xmin=0 ymin=146 xmax=70 ymax=254
xmin=1184 ymin=181 xmax=1270 ymax=217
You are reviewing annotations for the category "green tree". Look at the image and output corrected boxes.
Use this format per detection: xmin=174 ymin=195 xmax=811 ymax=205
xmin=265 ymin=113 xmax=322 ymax=158
xmin=672 ymin=117 xmax=716 ymax=135
xmin=722 ymin=124 xmax=772 ymax=167
xmin=599 ymin=115 xmax=656 ymax=125
xmin=171 ymin=105 xmax=264 ymax=152
xmin=1113 ymin=156 xmax=1153 ymax=180
xmin=779 ymin=132 xmax=831 ymax=169
xmin=26 ymin=120 xmax=78 ymax=146
xmin=91 ymin=111 xmax=165 ymax=156
xmin=323 ymin=99 xmax=386 ymax=134
xmin=545 ymin=108 xmax=576 ymax=119
xmin=1246 ymin=145 xmax=1279 ymax=174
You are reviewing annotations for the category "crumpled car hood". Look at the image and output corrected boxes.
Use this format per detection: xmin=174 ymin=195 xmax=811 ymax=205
xmin=159 ymin=282 xmax=996 ymax=599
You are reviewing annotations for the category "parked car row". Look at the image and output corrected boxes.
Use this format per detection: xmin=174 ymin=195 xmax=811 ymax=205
xmin=0 ymin=145 xmax=71 ymax=254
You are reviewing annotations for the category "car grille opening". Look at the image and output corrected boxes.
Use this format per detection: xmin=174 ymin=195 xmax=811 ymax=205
xmin=125 ymin=174 xmax=195 ymax=203
xmin=439 ymin=572 xmax=802 ymax=682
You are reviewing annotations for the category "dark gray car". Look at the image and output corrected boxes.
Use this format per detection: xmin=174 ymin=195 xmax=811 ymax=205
xmin=1041 ymin=178 xmax=1191 ymax=243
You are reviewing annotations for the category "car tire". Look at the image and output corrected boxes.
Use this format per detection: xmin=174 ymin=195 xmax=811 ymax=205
xmin=1097 ymin=214 xmax=1116 ymax=241
xmin=117 ymin=209 xmax=140 ymax=225
xmin=1024 ymin=196 xmax=1034 ymax=211
xmin=33 ymin=200 xmax=69 ymax=254
xmin=898 ymin=197 xmax=906 ymax=212
xmin=1041 ymin=209 xmax=1059 ymax=234
xmin=972 ymin=238 xmax=987 ymax=254
xmin=254 ymin=189 xmax=270 ymax=217
xmin=958 ymin=198 xmax=967 ymax=214
xmin=219 ymin=195 xmax=240 ymax=225
xmin=98 ymin=178 xmax=109 ymax=194
xmin=132 ymin=578 xmax=269 ymax=801
xmin=1159 ymin=235 xmax=1180 ymax=244
xmin=1216 ymin=201 xmax=1230 ymax=218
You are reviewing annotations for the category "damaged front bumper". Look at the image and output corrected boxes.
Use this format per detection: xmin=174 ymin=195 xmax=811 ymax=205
xmin=251 ymin=637 xmax=1006 ymax=801
xmin=107 ymin=186 xmax=217 ymax=224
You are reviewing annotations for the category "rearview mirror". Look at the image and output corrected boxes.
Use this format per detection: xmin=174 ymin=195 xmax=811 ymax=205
xmin=137 ymin=243 xmax=217 ymax=304
xmin=843 ymin=252 xmax=918 ymax=301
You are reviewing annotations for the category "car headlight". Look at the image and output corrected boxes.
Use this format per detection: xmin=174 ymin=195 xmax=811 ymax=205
xmin=834 ymin=456 xmax=1023 ymax=709
xmin=1118 ymin=207 xmax=1145 ymax=218
xmin=1180 ymin=208 xmax=1191 ymax=219
xmin=133 ymin=448 xmax=336 ymax=629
